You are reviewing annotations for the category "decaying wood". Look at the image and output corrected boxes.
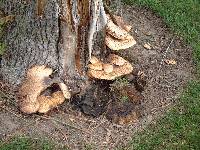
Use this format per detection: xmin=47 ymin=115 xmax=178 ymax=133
xmin=0 ymin=0 xmax=109 ymax=112
xmin=0 ymin=0 xmax=139 ymax=123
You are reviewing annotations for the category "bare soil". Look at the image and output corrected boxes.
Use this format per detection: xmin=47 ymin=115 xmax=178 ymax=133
xmin=0 ymin=4 xmax=195 ymax=150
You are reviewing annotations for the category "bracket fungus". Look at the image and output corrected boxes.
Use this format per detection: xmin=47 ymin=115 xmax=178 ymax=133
xmin=105 ymin=15 xmax=136 ymax=50
xmin=18 ymin=65 xmax=70 ymax=114
xmin=87 ymin=54 xmax=133 ymax=80
xmin=105 ymin=34 xmax=136 ymax=51
xmin=113 ymin=15 xmax=132 ymax=32
xmin=106 ymin=18 xmax=130 ymax=40
xmin=38 ymin=91 xmax=65 ymax=113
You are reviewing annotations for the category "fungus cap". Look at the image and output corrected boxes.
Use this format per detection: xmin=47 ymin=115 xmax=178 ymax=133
xmin=88 ymin=62 xmax=103 ymax=71
xmin=108 ymin=54 xmax=126 ymax=66
xmin=105 ymin=34 xmax=136 ymax=51
xmin=103 ymin=64 xmax=114 ymax=73
xmin=38 ymin=91 xmax=65 ymax=113
xmin=113 ymin=15 xmax=132 ymax=32
xmin=106 ymin=18 xmax=130 ymax=40
xmin=87 ymin=54 xmax=133 ymax=80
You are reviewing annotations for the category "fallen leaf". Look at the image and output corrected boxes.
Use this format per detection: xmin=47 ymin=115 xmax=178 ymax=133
xmin=164 ymin=59 xmax=177 ymax=65
xmin=144 ymin=43 xmax=151 ymax=50
xmin=144 ymin=31 xmax=152 ymax=36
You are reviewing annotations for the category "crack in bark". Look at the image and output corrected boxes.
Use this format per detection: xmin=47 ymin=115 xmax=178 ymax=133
xmin=56 ymin=15 xmax=61 ymax=66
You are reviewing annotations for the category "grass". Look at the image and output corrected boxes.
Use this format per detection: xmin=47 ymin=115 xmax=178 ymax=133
xmin=126 ymin=81 xmax=200 ymax=150
xmin=122 ymin=0 xmax=200 ymax=149
xmin=0 ymin=137 xmax=64 ymax=150
xmin=0 ymin=42 xmax=5 ymax=55
xmin=0 ymin=136 xmax=93 ymax=150
xmin=124 ymin=0 xmax=200 ymax=71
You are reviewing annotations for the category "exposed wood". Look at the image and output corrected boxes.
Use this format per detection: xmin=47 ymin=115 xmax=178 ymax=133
xmin=36 ymin=0 xmax=47 ymax=17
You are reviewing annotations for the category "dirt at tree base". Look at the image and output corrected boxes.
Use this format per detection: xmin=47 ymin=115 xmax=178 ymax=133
xmin=0 ymin=4 xmax=195 ymax=149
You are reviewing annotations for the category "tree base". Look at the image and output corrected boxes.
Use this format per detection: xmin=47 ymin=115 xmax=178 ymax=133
xmin=71 ymin=71 xmax=146 ymax=124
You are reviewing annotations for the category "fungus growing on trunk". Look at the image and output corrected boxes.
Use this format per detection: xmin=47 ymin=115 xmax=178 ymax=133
xmin=87 ymin=54 xmax=133 ymax=80
xmin=113 ymin=15 xmax=132 ymax=32
xmin=0 ymin=0 xmax=142 ymax=125
xmin=38 ymin=91 xmax=65 ymax=113
xmin=18 ymin=65 xmax=70 ymax=114
xmin=105 ymin=15 xmax=136 ymax=50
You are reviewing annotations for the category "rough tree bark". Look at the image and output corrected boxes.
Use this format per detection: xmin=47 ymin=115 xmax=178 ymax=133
xmin=0 ymin=0 xmax=143 ymax=124
xmin=0 ymin=0 xmax=102 ymax=91
xmin=0 ymin=0 xmax=110 ymax=113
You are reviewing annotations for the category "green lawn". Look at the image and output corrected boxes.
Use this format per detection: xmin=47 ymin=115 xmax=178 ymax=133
xmin=0 ymin=137 xmax=58 ymax=150
xmin=123 ymin=0 xmax=200 ymax=149
xmin=126 ymin=81 xmax=200 ymax=150
xmin=124 ymin=0 xmax=200 ymax=71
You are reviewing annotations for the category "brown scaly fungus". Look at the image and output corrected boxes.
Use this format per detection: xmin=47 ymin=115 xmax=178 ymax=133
xmin=105 ymin=15 xmax=136 ymax=50
xmin=105 ymin=34 xmax=136 ymax=51
xmin=18 ymin=65 xmax=52 ymax=113
xmin=106 ymin=17 xmax=130 ymax=40
xmin=38 ymin=91 xmax=65 ymax=113
xmin=18 ymin=65 xmax=70 ymax=114
xmin=106 ymin=14 xmax=132 ymax=32
xmin=87 ymin=54 xmax=133 ymax=80
xmin=113 ymin=15 xmax=132 ymax=32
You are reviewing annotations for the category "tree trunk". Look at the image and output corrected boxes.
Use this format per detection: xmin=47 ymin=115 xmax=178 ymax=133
xmin=0 ymin=0 xmax=96 ymax=91
xmin=0 ymin=0 xmax=107 ymax=113
xmin=0 ymin=0 xmax=115 ymax=113
xmin=0 ymin=0 xmax=143 ymax=124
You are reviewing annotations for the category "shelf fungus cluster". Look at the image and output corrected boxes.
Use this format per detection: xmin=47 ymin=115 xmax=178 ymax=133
xmin=87 ymin=15 xmax=136 ymax=80
xmin=87 ymin=54 xmax=133 ymax=80
xmin=105 ymin=15 xmax=136 ymax=51
xmin=18 ymin=65 xmax=71 ymax=114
